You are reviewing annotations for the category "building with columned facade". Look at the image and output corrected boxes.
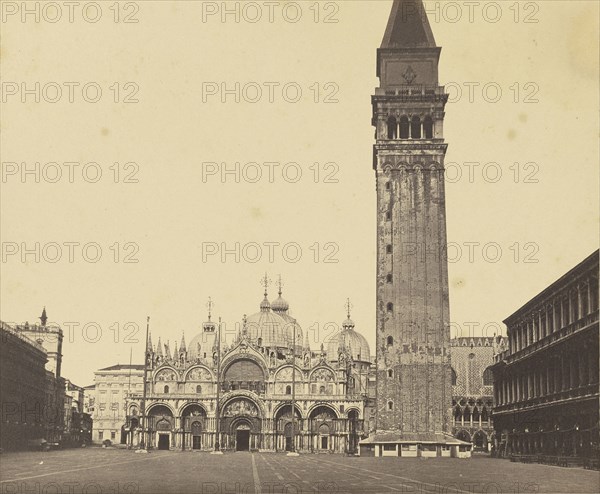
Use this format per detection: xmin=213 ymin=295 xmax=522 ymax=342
xmin=491 ymin=250 xmax=599 ymax=461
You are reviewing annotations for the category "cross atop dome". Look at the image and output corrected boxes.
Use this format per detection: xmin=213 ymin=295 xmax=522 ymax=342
xmin=345 ymin=298 xmax=353 ymax=319
xmin=260 ymin=273 xmax=272 ymax=312
xmin=381 ymin=0 xmax=437 ymax=49
xmin=206 ymin=296 xmax=213 ymax=322
xmin=260 ymin=273 xmax=272 ymax=296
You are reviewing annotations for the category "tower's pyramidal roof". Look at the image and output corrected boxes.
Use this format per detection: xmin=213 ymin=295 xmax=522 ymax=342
xmin=381 ymin=0 xmax=437 ymax=48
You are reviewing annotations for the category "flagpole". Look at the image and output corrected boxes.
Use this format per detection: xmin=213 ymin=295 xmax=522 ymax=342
xmin=211 ymin=316 xmax=223 ymax=454
xmin=287 ymin=319 xmax=299 ymax=456
xmin=140 ymin=316 xmax=149 ymax=452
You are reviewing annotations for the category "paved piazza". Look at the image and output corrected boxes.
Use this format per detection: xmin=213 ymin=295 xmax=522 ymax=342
xmin=0 ymin=449 xmax=598 ymax=494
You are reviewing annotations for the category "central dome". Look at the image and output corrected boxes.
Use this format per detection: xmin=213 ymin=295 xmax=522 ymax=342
xmin=245 ymin=309 xmax=289 ymax=349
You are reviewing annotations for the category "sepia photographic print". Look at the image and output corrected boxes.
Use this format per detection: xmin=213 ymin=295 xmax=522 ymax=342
xmin=1 ymin=1 xmax=598 ymax=493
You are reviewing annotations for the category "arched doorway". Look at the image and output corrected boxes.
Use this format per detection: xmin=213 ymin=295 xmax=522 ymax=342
xmin=230 ymin=419 xmax=252 ymax=452
xmin=148 ymin=404 xmax=174 ymax=450
xmin=473 ymin=430 xmax=488 ymax=451
xmin=309 ymin=405 xmax=337 ymax=452
xmin=191 ymin=421 xmax=202 ymax=450
xmin=456 ymin=430 xmax=471 ymax=444
xmin=181 ymin=404 xmax=207 ymax=451
xmin=275 ymin=404 xmax=302 ymax=452
xmin=221 ymin=397 xmax=262 ymax=451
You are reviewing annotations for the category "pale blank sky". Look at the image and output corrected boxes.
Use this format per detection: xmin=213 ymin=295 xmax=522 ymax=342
xmin=1 ymin=1 xmax=598 ymax=385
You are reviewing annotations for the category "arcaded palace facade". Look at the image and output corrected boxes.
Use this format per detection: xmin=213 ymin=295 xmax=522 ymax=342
xmin=124 ymin=285 xmax=373 ymax=453
xmin=491 ymin=251 xmax=599 ymax=461
xmin=451 ymin=336 xmax=506 ymax=452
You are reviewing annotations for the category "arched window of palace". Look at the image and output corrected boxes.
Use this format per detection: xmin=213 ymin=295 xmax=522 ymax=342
xmin=483 ymin=367 xmax=493 ymax=386
xmin=388 ymin=369 xmax=393 ymax=378
xmin=196 ymin=385 xmax=202 ymax=394
xmin=424 ymin=116 xmax=434 ymax=138
xmin=386 ymin=274 xmax=393 ymax=283
xmin=163 ymin=385 xmax=169 ymax=394
xmin=387 ymin=336 xmax=394 ymax=347
xmin=451 ymin=367 xmax=457 ymax=385
xmin=411 ymin=116 xmax=421 ymax=139
xmin=388 ymin=401 xmax=394 ymax=410
xmin=387 ymin=116 xmax=397 ymax=139
xmin=285 ymin=385 xmax=292 ymax=395
xmin=399 ymin=116 xmax=410 ymax=139
xmin=319 ymin=385 xmax=326 ymax=394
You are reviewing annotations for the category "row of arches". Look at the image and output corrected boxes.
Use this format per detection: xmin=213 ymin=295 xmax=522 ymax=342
xmin=455 ymin=429 xmax=490 ymax=451
xmin=139 ymin=399 xmax=358 ymax=421
xmin=153 ymin=361 xmax=341 ymax=385
xmin=386 ymin=115 xmax=434 ymax=139
xmin=127 ymin=399 xmax=363 ymax=453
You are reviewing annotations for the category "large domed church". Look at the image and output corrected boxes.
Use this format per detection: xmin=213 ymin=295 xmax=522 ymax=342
xmin=124 ymin=278 xmax=374 ymax=453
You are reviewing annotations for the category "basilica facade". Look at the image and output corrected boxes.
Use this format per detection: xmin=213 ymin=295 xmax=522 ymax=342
xmin=124 ymin=287 xmax=373 ymax=453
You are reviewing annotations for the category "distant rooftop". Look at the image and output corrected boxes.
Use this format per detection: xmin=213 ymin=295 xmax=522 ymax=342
xmin=97 ymin=364 xmax=145 ymax=372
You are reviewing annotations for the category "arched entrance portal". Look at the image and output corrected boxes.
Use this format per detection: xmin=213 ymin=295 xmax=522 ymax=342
xmin=191 ymin=421 xmax=202 ymax=450
xmin=148 ymin=404 xmax=174 ymax=451
xmin=181 ymin=404 xmax=207 ymax=451
xmin=473 ymin=430 xmax=488 ymax=451
xmin=234 ymin=421 xmax=251 ymax=452
xmin=309 ymin=405 xmax=337 ymax=452
xmin=275 ymin=404 xmax=302 ymax=452
xmin=221 ymin=396 xmax=262 ymax=451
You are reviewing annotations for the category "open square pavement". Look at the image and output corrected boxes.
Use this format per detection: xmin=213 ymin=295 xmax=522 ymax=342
xmin=0 ymin=449 xmax=598 ymax=494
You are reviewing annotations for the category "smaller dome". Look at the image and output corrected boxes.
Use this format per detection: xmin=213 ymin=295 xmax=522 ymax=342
xmin=326 ymin=314 xmax=371 ymax=364
xmin=259 ymin=294 xmax=270 ymax=311
xmin=342 ymin=317 xmax=355 ymax=329
xmin=188 ymin=330 xmax=217 ymax=360
xmin=271 ymin=295 xmax=289 ymax=313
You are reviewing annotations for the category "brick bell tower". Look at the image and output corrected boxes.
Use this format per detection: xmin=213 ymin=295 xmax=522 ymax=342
xmin=373 ymin=0 xmax=451 ymax=437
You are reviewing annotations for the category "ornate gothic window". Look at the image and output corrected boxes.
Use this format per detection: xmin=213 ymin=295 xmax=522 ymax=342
xmin=483 ymin=367 xmax=493 ymax=386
